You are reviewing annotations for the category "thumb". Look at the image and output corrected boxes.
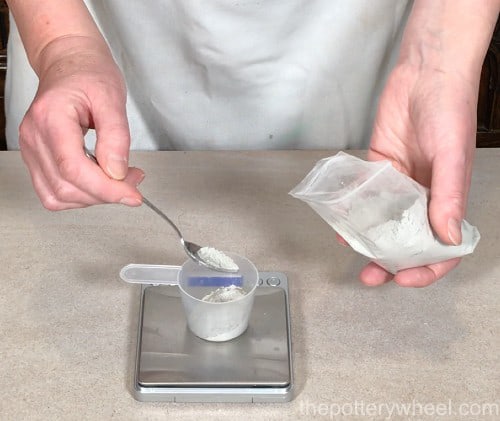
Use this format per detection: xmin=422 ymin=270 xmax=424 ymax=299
xmin=93 ymin=95 xmax=131 ymax=181
xmin=428 ymin=151 xmax=472 ymax=246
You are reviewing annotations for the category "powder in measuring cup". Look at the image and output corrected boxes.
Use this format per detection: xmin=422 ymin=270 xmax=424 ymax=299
xmin=202 ymin=284 xmax=247 ymax=303
xmin=197 ymin=247 xmax=239 ymax=272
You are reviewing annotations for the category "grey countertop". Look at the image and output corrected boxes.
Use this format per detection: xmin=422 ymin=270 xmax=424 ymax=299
xmin=1 ymin=150 xmax=499 ymax=420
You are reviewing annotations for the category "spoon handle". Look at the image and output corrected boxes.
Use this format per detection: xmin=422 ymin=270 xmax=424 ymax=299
xmin=83 ymin=147 xmax=184 ymax=241
xmin=141 ymin=197 xmax=184 ymax=241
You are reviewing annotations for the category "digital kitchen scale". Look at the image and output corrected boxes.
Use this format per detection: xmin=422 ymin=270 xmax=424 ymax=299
xmin=129 ymin=268 xmax=293 ymax=402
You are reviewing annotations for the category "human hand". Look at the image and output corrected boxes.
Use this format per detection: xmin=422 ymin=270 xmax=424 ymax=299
xmin=358 ymin=61 xmax=478 ymax=287
xmin=19 ymin=36 xmax=144 ymax=210
xmin=354 ymin=0 xmax=499 ymax=287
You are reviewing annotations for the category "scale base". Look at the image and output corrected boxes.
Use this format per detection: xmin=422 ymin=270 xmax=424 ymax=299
xmin=132 ymin=271 xmax=293 ymax=403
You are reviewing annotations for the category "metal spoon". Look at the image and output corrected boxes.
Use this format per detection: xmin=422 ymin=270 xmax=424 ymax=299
xmin=83 ymin=147 xmax=238 ymax=273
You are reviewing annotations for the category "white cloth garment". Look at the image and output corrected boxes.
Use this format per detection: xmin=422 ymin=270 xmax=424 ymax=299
xmin=6 ymin=0 xmax=412 ymax=150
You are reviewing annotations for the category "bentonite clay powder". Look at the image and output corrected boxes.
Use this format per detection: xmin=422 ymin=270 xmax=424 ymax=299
xmin=202 ymin=284 xmax=247 ymax=303
xmin=197 ymin=247 xmax=239 ymax=272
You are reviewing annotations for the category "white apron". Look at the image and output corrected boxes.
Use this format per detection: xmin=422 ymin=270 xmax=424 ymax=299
xmin=6 ymin=0 xmax=412 ymax=150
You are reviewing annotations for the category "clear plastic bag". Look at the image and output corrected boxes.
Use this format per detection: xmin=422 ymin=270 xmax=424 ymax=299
xmin=289 ymin=152 xmax=480 ymax=273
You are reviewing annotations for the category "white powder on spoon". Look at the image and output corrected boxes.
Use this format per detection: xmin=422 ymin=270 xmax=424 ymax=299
xmin=197 ymin=247 xmax=239 ymax=272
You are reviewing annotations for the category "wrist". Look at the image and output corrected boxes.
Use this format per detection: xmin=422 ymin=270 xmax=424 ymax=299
xmin=7 ymin=0 xmax=112 ymax=76
xmin=398 ymin=0 xmax=499 ymax=85
xmin=35 ymin=35 xmax=115 ymax=78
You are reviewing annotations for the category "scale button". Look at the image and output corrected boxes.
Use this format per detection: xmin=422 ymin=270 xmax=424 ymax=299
xmin=266 ymin=276 xmax=281 ymax=286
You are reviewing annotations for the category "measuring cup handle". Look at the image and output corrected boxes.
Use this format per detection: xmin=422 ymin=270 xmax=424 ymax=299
xmin=119 ymin=264 xmax=181 ymax=285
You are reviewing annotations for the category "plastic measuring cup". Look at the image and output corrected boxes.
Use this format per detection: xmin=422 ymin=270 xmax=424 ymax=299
xmin=178 ymin=253 xmax=258 ymax=341
xmin=119 ymin=253 xmax=259 ymax=342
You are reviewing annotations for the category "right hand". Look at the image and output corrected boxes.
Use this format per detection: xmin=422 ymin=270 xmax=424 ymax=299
xmin=19 ymin=36 xmax=144 ymax=210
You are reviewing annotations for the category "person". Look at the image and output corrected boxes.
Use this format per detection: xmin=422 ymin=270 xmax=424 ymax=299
xmin=5 ymin=0 xmax=500 ymax=287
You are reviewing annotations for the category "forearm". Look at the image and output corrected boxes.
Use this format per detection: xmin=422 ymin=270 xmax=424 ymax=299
xmin=6 ymin=0 xmax=111 ymax=76
xmin=400 ymin=0 xmax=500 ymax=83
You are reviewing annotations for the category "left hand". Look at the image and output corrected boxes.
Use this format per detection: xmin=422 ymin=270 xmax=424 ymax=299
xmin=359 ymin=61 xmax=477 ymax=287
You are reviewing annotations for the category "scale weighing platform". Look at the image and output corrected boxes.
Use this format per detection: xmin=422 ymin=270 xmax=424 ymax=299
xmin=131 ymin=268 xmax=293 ymax=402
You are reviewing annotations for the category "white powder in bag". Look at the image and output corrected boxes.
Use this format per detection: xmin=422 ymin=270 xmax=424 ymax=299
xmin=364 ymin=197 xmax=430 ymax=250
xmin=343 ymin=193 xmax=479 ymax=273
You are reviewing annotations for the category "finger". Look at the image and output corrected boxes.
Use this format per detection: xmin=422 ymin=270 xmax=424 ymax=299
xmin=428 ymin=150 xmax=472 ymax=246
xmin=92 ymin=88 xmax=131 ymax=181
xmin=123 ymin=167 xmax=145 ymax=187
xmin=68 ymin=149 xmax=143 ymax=205
xmin=28 ymin=159 xmax=90 ymax=210
xmin=20 ymin=140 xmax=100 ymax=209
xmin=393 ymin=257 xmax=461 ymax=288
xmin=45 ymin=122 xmax=142 ymax=205
xmin=335 ymin=233 xmax=349 ymax=247
xmin=359 ymin=262 xmax=394 ymax=286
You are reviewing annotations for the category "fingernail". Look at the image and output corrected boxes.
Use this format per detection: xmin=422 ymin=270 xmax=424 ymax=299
xmin=106 ymin=154 xmax=128 ymax=180
xmin=136 ymin=172 xmax=145 ymax=186
xmin=120 ymin=197 xmax=142 ymax=207
xmin=447 ymin=218 xmax=462 ymax=245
